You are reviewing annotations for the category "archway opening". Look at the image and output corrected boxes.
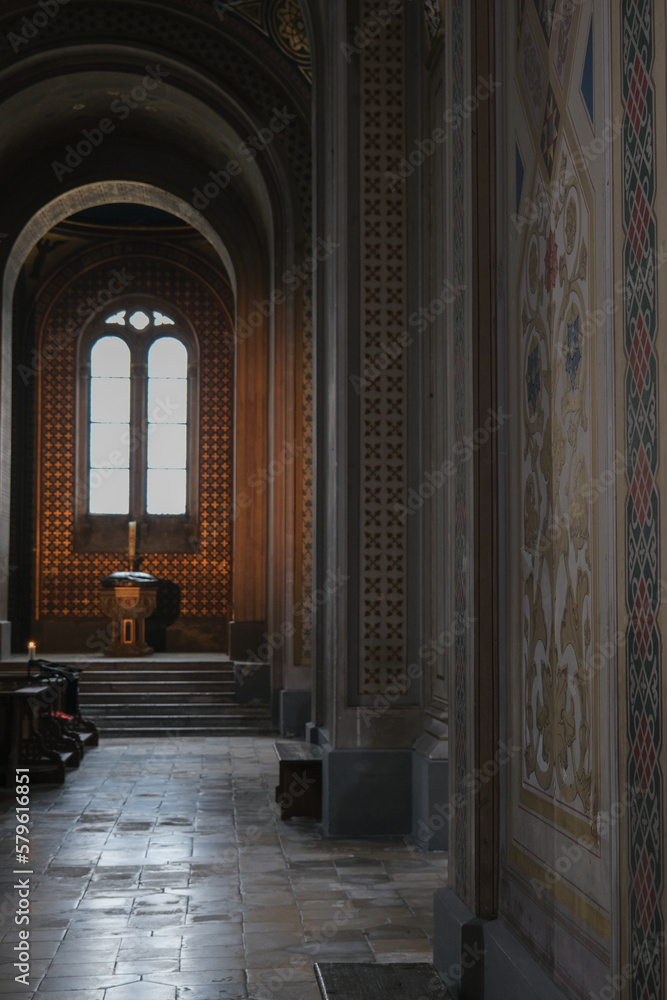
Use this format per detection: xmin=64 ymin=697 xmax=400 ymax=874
xmin=9 ymin=197 xmax=238 ymax=656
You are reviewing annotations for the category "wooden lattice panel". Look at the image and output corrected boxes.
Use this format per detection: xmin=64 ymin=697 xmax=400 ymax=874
xmin=357 ymin=2 xmax=408 ymax=696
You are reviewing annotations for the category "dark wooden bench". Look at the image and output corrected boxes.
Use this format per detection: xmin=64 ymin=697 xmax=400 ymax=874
xmin=0 ymin=684 xmax=68 ymax=784
xmin=274 ymin=740 xmax=323 ymax=820
xmin=0 ymin=665 xmax=99 ymax=786
xmin=314 ymin=963 xmax=452 ymax=1000
xmin=31 ymin=660 xmax=99 ymax=750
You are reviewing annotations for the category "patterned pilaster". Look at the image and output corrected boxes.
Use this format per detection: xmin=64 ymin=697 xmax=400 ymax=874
xmin=622 ymin=2 xmax=664 ymax=997
xmin=452 ymin=0 xmax=468 ymax=901
xmin=357 ymin=1 xmax=409 ymax=697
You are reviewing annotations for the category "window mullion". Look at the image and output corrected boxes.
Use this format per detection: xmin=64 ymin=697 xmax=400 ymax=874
xmin=131 ymin=354 xmax=148 ymax=520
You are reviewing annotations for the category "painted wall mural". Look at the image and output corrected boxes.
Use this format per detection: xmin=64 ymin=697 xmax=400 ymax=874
xmin=503 ymin=0 xmax=618 ymax=988
xmin=520 ymin=148 xmax=595 ymax=821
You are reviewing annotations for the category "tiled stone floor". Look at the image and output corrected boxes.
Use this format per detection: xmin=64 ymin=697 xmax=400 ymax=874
xmin=0 ymin=738 xmax=448 ymax=999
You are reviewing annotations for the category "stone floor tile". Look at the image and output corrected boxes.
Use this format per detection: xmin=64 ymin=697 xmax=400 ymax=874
xmin=0 ymin=978 xmax=44 ymax=994
xmin=149 ymin=971 xmax=246 ymax=986
xmin=114 ymin=960 xmax=181 ymax=977
xmin=370 ymin=936 xmax=433 ymax=954
xmin=47 ymin=961 xmax=120 ymax=977
xmin=30 ymin=974 xmax=140 ymax=991
xmin=0 ymin=737 xmax=446 ymax=998
xmin=179 ymin=952 xmax=247 ymax=971
xmin=175 ymin=987 xmax=248 ymax=999
xmin=28 ymin=993 xmax=105 ymax=1000
xmin=103 ymin=984 xmax=177 ymax=999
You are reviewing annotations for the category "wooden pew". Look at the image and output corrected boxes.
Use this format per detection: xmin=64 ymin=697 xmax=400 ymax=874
xmin=0 ymin=683 xmax=68 ymax=785
xmin=0 ymin=665 xmax=99 ymax=786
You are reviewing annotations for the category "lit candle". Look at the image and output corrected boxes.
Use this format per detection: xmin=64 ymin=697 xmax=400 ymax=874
xmin=28 ymin=641 xmax=36 ymax=661
xmin=128 ymin=521 xmax=137 ymax=562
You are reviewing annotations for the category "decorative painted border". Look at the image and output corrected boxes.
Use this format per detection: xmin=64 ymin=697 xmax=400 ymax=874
xmin=622 ymin=2 xmax=664 ymax=998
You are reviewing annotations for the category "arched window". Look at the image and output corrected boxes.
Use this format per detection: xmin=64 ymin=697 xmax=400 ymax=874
xmin=75 ymin=302 xmax=199 ymax=553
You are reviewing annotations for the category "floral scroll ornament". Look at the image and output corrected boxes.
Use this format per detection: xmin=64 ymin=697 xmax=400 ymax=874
xmin=526 ymin=344 xmax=542 ymax=416
xmin=565 ymin=314 xmax=581 ymax=390
xmin=544 ymin=229 xmax=558 ymax=290
xmin=424 ymin=0 xmax=443 ymax=40
xmin=276 ymin=0 xmax=309 ymax=54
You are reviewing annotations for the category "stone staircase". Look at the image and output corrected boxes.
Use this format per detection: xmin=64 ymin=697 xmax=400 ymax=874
xmin=74 ymin=655 xmax=274 ymax=738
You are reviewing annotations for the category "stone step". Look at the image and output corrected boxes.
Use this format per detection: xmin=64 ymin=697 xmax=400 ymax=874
xmin=79 ymin=675 xmax=234 ymax=694
xmin=79 ymin=667 xmax=234 ymax=684
xmin=82 ymin=701 xmax=268 ymax=716
xmin=100 ymin=724 xmax=274 ymax=738
xmin=79 ymin=662 xmax=235 ymax=673
xmin=90 ymin=716 xmax=274 ymax=733
xmin=72 ymin=655 xmax=273 ymax=738
xmin=81 ymin=691 xmax=237 ymax=705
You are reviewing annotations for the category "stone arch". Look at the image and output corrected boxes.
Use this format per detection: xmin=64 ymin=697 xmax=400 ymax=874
xmin=0 ymin=6 xmax=314 ymax=678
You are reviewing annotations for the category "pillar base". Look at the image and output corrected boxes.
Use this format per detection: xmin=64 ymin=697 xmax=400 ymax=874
xmin=322 ymin=747 xmax=412 ymax=837
xmin=412 ymin=734 xmax=449 ymax=851
xmin=433 ymin=890 xmax=571 ymax=1000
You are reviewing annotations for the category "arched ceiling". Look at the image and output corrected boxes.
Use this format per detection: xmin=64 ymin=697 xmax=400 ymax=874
xmin=0 ymin=65 xmax=277 ymax=241
xmin=0 ymin=0 xmax=314 ymax=295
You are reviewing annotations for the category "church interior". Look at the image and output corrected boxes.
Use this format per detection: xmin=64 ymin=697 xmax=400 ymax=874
xmin=0 ymin=0 xmax=665 ymax=998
